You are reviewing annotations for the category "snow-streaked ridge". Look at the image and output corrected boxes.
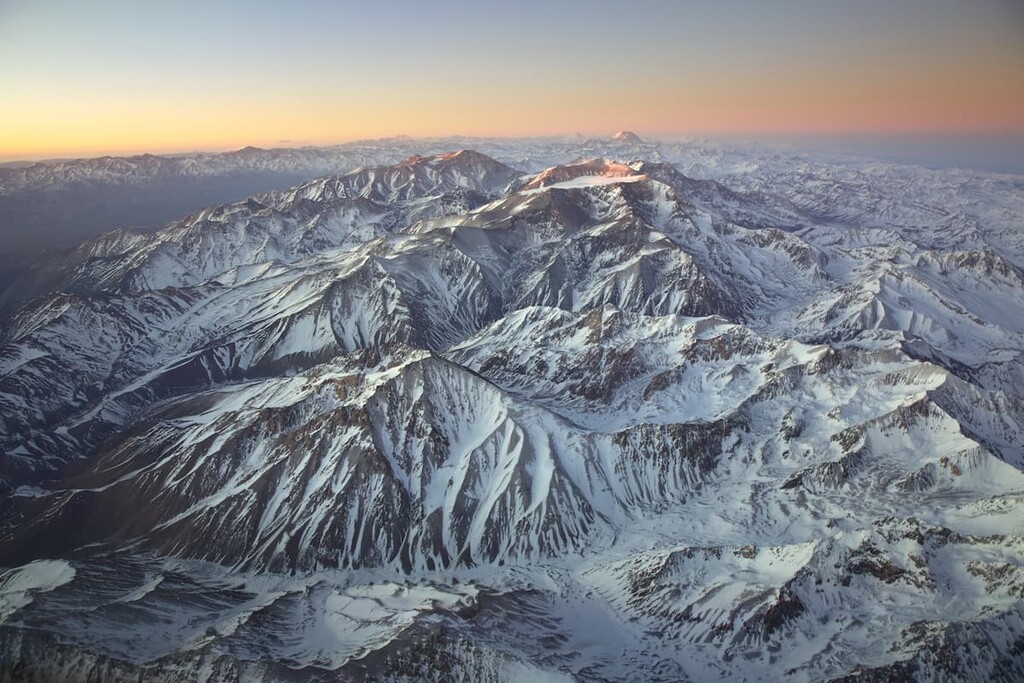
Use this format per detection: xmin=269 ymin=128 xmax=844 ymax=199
xmin=1 ymin=148 xmax=1022 ymax=682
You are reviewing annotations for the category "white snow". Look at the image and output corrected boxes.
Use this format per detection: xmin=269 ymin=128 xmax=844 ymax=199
xmin=0 ymin=560 xmax=75 ymax=622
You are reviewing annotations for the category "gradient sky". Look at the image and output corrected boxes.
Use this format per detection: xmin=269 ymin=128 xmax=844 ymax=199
xmin=2 ymin=0 xmax=1023 ymax=160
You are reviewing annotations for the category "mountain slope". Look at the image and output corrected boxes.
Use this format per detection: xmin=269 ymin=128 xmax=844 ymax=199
xmin=0 ymin=150 xmax=1022 ymax=682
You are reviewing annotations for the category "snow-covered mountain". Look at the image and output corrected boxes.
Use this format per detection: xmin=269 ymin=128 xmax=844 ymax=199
xmin=0 ymin=140 xmax=524 ymax=253
xmin=0 ymin=145 xmax=1022 ymax=681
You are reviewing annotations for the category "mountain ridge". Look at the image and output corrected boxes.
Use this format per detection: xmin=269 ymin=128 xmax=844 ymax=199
xmin=0 ymin=148 xmax=1022 ymax=681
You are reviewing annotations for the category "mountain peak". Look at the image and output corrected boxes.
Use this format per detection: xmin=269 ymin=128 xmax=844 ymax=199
xmin=522 ymin=158 xmax=644 ymax=191
xmin=281 ymin=150 xmax=522 ymax=208
xmin=436 ymin=149 xmax=473 ymax=161
xmin=398 ymin=149 xmax=505 ymax=169
xmin=612 ymin=130 xmax=643 ymax=143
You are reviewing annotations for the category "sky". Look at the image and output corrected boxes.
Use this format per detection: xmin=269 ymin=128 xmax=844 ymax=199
xmin=2 ymin=0 xmax=1023 ymax=161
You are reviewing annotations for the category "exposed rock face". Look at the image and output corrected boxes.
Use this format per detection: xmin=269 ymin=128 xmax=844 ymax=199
xmin=1 ymin=145 xmax=1022 ymax=681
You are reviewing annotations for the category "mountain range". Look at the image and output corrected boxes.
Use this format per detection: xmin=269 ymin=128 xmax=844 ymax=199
xmin=1 ymin=139 xmax=1022 ymax=681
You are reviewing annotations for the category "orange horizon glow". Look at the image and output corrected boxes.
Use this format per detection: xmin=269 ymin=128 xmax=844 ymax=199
xmin=2 ymin=0 xmax=1023 ymax=162
xmin=5 ymin=68 xmax=1023 ymax=161
xmin=6 ymin=89 xmax=1023 ymax=162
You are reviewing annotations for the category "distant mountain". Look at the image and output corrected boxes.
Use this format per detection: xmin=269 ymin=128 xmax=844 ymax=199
xmin=1 ymin=148 xmax=1022 ymax=681
xmin=5 ymin=133 xmax=1021 ymax=264
xmin=612 ymin=130 xmax=643 ymax=143
xmin=0 ymin=150 xmax=519 ymax=311
xmin=0 ymin=144 xmax=411 ymax=253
